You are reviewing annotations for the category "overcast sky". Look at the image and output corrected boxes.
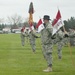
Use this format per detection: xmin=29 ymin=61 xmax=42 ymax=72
xmin=0 ymin=0 xmax=75 ymax=23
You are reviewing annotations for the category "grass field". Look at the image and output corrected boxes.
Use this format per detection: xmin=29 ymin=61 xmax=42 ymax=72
xmin=0 ymin=33 xmax=75 ymax=75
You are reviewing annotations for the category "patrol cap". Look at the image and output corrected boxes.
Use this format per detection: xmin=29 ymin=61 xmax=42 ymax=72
xmin=43 ymin=15 xmax=51 ymax=20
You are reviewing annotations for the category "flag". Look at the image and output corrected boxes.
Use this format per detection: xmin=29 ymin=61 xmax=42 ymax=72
xmin=52 ymin=10 xmax=63 ymax=35
xmin=28 ymin=2 xmax=34 ymax=30
xmin=36 ymin=19 xmax=44 ymax=32
xmin=21 ymin=26 xmax=25 ymax=32
xmin=28 ymin=2 xmax=34 ymax=14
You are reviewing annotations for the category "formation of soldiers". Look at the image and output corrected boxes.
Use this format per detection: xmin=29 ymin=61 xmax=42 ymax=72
xmin=20 ymin=25 xmax=39 ymax=53
xmin=20 ymin=15 xmax=75 ymax=72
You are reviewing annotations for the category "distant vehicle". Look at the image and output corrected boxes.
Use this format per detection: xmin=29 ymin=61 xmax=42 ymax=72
xmin=0 ymin=30 xmax=3 ymax=34
xmin=15 ymin=31 xmax=21 ymax=33
xmin=2 ymin=27 xmax=11 ymax=33
xmin=12 ymin=29 xmax=21 ymax=33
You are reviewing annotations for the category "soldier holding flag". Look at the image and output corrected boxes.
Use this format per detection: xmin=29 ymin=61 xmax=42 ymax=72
xmin=28 ymin=2 xmax=39 ymax=53
xmin=40 ymin=15 xmax=53 ymax=72
xmin=52 ymin=10 xmax=65 ymax=59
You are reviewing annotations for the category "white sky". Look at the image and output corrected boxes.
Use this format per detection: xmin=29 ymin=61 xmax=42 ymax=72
xmin=0 ymin=0 xmax=75 ymax=23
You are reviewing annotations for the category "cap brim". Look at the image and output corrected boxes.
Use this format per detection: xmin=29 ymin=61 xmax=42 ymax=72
xmin=49 ymin=19 xmax=51 ymax=20
xmin=43 ymin=18 xmax=51 ymax=20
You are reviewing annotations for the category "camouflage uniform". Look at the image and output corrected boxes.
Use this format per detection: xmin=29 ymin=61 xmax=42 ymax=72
xmin=21 ymin=28 xmax=25 ymax=46
xmin=69 ymin=30 xmax=75 ymax=38
xmin=41 ymin=22 xmax=53 ymax=67
xmin=56 ymin=30 xmax=64 ymax=59
xmin=69 ymin=30 xmax=75 ymax=46
xmin=25 ymin=29 xmax=29 ymax=43
xmin=63 ymin=32 xmax=70 ymax=46
xmin=29 ymin=30 xmax=38 ymax=53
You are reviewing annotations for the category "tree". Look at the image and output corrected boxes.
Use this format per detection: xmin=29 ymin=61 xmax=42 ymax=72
xmin=7 ymin=14 xmax=23 ymax=29
xmin=0 ymin=18 xmax=4 ymax=24
xmin=64 ymin=17 xmax=75 ymax=31
xmin=0 ymin=18 xmax=5 ymax=30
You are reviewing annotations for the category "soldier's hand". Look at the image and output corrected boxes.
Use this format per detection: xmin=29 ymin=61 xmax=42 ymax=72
xmin=51 ymin=36 xmax=56 ymax=39
xmin=51 ymin=34 xmax=56 ymax=39
xmin=64 ymin=34 xmax=69 ymax=37
xmin=36 ymin=36 xmax=41 ymax=38
xmin=34 ymin=36 xmax=39 ymax=38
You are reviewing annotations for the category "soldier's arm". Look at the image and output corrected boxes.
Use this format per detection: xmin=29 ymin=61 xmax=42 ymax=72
xmin=32 ymin=31 xmax=39 ymax=38
xmin=69 ymin=33 xmax=75 ymax=38
xmin=51 ymin=34 xmax=56 ymax=39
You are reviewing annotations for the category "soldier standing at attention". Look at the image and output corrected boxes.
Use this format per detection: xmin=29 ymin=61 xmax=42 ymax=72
xmin=40 ymin=15 xmax=53 ymax=72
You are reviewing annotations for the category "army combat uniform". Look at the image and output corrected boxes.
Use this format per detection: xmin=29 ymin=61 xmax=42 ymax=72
xmin=20 ymin=27 xmax=25 ymax=46
xmin=55 ymin=30 xmax=64 ymax=59
xmin=68 ymin=30 xmax=75 ymax=46
xmin=41 ymin=22 xmax=53 ymax=70
xmin=25 ymin=29 xmax=29 ymax=43
xmin=29 ymin=30 xmax=39 ymax=53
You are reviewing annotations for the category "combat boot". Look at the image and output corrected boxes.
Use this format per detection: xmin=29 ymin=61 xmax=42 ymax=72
xmin=43 ymin=67 xmax=52 ymax=72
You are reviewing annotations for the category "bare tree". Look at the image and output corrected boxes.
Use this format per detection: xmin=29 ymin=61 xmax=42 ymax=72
xmin=7 ymin=14 xmax=23 ymax=26
xmin=0 ymin=18 xmax=4 ymax=24
xmin=24 ymin=17 xmax=30 ymax=27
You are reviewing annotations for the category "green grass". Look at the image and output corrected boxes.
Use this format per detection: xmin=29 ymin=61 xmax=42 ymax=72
xmin=0 ymin=34 xmax=75 ymax=75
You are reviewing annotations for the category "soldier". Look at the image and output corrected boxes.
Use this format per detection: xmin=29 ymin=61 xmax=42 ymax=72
xmin=69 ymin=29 xmax=75 ymax=37
xmin=40 ymin=15 xmax=53 ymax=72
xmin=29 ymin=29 xmax=39 ymax=53
xmin=52 ymin=28 xmax=67 ymax=59
xmin=20 ymin=26 xmax=26 ymax=46
xmin=68 ymin=29 xmax=75 ymax=46
xmin=55 ymin=29 xmax=65 ymax=59
xmin=62 ymin=29 xmax=75 ymax=46
xmin=63 ymin=31 xmax=69 ymax=46
xmin=25 ymin=28 xmax=30 ymax=43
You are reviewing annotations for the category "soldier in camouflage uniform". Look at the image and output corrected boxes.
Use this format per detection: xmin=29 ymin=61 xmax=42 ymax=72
xmin=29 ymin=29 xmax=39 ymax=53
xmin=68 ymin=29 xmax=75 ymax=46
xmin=52 ymin=28 xmax=67 ymax=60
xmin=25 ymin=28 xmax=29 ymax=43
xmin=55 ymin=29 xmax=65 ymax=59
xmin=62 ymin=30 xmax=70 ymax=47
xmin=62 ymin=29 xmax=75 ymax=46
xmin=52 ymin=28 xmax=75 ymax=60
xmin=40 ymin=15 xmax=53 ymax=72
xmin=20 ymin=26 xmax=26 ymax=46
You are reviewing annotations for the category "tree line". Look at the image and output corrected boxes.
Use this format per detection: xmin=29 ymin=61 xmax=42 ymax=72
xmin=0 ymin=14 xmax=75 ymax=31
xmin=64 ymin=17 xmax=75 ymax=31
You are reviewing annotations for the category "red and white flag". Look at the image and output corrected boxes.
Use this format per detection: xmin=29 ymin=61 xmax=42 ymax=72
xmin=21 ymin=26 xmax=25 ymax=32
xmin=52 ymin=10 xmax=63 ymax=35
xmin=36 ymin=19 xmax=44 ymax=32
